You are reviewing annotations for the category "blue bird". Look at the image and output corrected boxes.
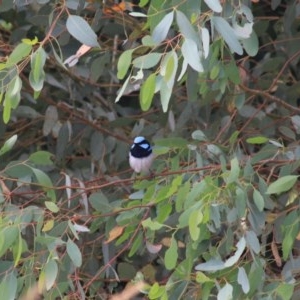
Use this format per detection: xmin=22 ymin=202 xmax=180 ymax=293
xmin=129 ymin=136 xmax=154 ymax=173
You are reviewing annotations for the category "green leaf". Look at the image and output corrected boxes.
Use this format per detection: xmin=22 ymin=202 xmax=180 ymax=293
xmin=29 ymin=47 xmax=47 ymax=92
xmin=66 ymin=15 xmax=100 ymax=47
xmin=5 ymin=76 xmax=22 ymax=109
xmin=0 ymin=134 xmax=17 ymax=156
xmin=266 ymin=175 xmax=298 ymax=195
xmin=160 ymin=78 xmax=172 ymax=112
xmin=176 ymin=10 xmax=199 ymax=42
xmin=0 ymin=226 xmax=19 ymax=257
xmin=227 ymin=157 xmax=240 ymax=184
xmin=246 ymin=136 xmax=269 ymax=144
xmin=117 ymin=49 xmax=134 ymax=79
xmin=142 ymin=218 xmax=163 ymax=230
xmin=7 ymin=42 xmax=32 ymax=65
xmin=45 ymin=259 xmax=58 ymax=291
xmin=212 ymin=16 xmax=243 ymax=55
xmin=253 ymin=188 xmax=264 ymax=211
xmin=45 ymin=201 xmax=59 ymax=213
xmin=152 ymin=11 xmax=174 ymax=44
xmin=132 ymin=52 xmax=162 ymax=69
xmin=12 ymin=232 xmax=22 ymax=267
xmin=140 ymin=73 xmax=156 ymax=111
xmin=161 ymin=51 xmax=178 ymax=89
xmin=67 ymin=238 xmax=82 ymax=267
xmin=282 ymin=211 xmax=299 ymax=260
xmin=164 ymin=237 xmax=178 ymax=270
xmin=276 ymin=283 xmax=294 ymax=300
xmin=29 ymin=151 xmax=54 ymax=165
xmin=3 ymin=96 xmax=11 ymax=124
xmin=189 ymin=209 xmax=202 ymax=241
xmin=242 ymin=30 xmax=259 ymax=56
xmin=0 ymin=272 xmax=17 ymax=300
xmin=30 ymin=167 xmax=56 ymax=201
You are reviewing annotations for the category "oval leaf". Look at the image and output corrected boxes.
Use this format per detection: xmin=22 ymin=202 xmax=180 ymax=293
xmin=67 ymin=238 xmax=82 ymax=267
xmin=266 ymin=175 xmax=298 ymax=195
xmin=152 ymin=11 xmax=174 ymax=44
xmin=66 ymin=15 xmax=100 ymax=47
xmin=212 ymin=16 xmax=243 ymax=55
xmin=140 ymin=73 xmax=156 ymax=111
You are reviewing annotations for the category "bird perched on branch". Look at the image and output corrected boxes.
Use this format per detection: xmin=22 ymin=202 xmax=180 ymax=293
xmin=129 ymin=136 xmax=154 ymax=173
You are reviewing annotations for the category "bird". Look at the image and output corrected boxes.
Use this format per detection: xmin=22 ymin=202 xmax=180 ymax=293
xmin=129 ymin=136 xmax=154 ymax=173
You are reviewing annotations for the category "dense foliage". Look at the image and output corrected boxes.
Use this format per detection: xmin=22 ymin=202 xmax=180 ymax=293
xmin=0 ymin=0 xmax=300 ymax=299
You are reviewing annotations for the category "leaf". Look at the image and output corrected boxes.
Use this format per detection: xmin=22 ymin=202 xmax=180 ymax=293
xmin=246 ymin=136 xmax=269 ymax=144
xmin=142 ymin=218 xmax=163 ymax=230
xmin=161 ymin=51 xmax=178 ymax=89
xmin=117 ymin=49 xmax=134 ymax=79
xmin=30 ymin=167 xmax=56 ymax=202
xmin=29 ymin=47 xmax=47 ymax=92
xmin=105 ymin=226 xmax=125 ymax=244
xmin=132 ymin=52 xmax=162 ymax=69
xmin=212 ymin=16 xmax=243 ymax=55
xmin=45 ymin=259 xmax=58 ymax=291
xmin=160 ymin=78 xmax=172 ymax=112
xmin=189 ymin=209 xmax=202 ymax=241
xmin=29 ymin=151 xmax=54 ymax=165
xmin=176 ymin=10 xmax=199 ymax=42
xmin=227 ymin=157 xmax=240 ymax=184
xmin=217 ymin=283 xmax=233 ymax=300
xmin=42 ymin=219 xmax=54 ymax=232
xmin=67 ymin=238 xmax=82 ymax=267
xmin=253 ymin=188 xmax=264 ymax=212
xmin=245 ymin=230 xmax=260 ymax=254
xmin=140 ymin=73 xmax=156 ymax=111
xmin=115 ymin=75 xmax=131 ymax=103
xmin=237 ymin=267 xmax=250 ymax=294
xmin=152 ymin=11 xmax=174 ymax=44
xmin=276 ymin=283 xmax=294 ymax=300
xmin=195 ymin=258 xmax=225 ymax=271
xmin=0 ymin=272 xmax=17 ymax=300
xmin=7 ymin=42 xmax=32 ymax=65
xmin=282 ymin=210 xmax=299 ymax=260
xmin=241 ymin=30 xmax=259 ymax=56
xmin=66 ymin=15 xmax=100 ymax=47
xmin=204 ymin=0 xmax=222 ymax=13
xmin=45 ymin=201 xmax=59 ymax=213
xmin=0 ymin=134 xmax=17 ymax=156
xmin=164 ymin=237 xmax=178 ymax=270
xmin=201 ymin=27 xmax=210 ymax=58
xmin=266 ymin=175 xmax=298 ymax=194
xmin=0 ymin=226 xmax=19 ymax=257
xmin=224 ymin=236 xmax=246 ymax=267
xmin=181 ymin=38 xmax=203 ymax=72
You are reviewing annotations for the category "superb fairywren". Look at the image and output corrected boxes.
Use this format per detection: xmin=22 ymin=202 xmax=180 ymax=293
xmin=129 ymin=136 xmax=154 ymax=173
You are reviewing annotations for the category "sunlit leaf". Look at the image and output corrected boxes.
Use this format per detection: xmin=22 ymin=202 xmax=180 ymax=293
xmin=204 ymin=0 xmax=222 ymax=13
xmin=132 ymin=53 xmax=162 ymax=69
xmin=164 ymin=236 xmax=178 ymax=270
xmin=238 ymin=267 xmax=250 ymax=294
xmin=117 ymin=49 xmax=134 ymax=79
xmin=266 ymin=175 xmax=298 ymax=195
xmin=152 ymin=11 xmax=174 ymax=44
xmin=0 ymin=134 xmax=17 ymax=156
xmin=182 ymin=38 xmax=203 ymax=72
xmin=140 ymin=73 xmax=156 ymax=111
xmin=217 ymin=283 xmax=233 ymax=300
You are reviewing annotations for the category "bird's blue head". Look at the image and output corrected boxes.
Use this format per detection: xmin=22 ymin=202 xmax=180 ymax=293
xmin=130 ymin=136 xmax=152 ymax=158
